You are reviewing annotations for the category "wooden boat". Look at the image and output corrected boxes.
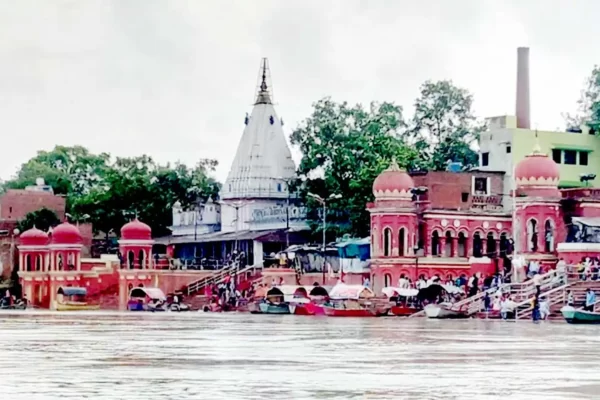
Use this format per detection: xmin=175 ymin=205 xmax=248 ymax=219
xmin=128 ymin=287 xmax=167 ymax=312
xmin=291 ymin=302 xmax=325 ymax=315
xmin=383 ymin=288 xmax=420 ymax=317
xmin=424 ymin=303 xmax=468 ymax=319
xmin=561 ymin=306 xmax=600 ymax=324
xmin=258 ymin=302 xmax=290 ymax=314
xmin=55 ymin=287 xmax=99 ymax=311
xmin=322 ymin=305 xmax=376 ymax=317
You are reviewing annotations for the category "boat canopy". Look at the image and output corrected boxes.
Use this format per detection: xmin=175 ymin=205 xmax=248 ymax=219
xmin=129 ymin=287 xmax=166 ymax=301
xmin=57 ymin=287 xmax=87 ymax=296
xmin=329 ymin=283 xmax=375 ymax=300
xmin=267 ymin=286 xmax=308 ymax=298
xmin=306 ymin=285 xmax=329 ymax=297
xmin=382 ymin=287 xmax=418 ymax=298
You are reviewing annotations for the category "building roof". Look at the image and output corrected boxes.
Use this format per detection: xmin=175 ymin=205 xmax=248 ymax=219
xmin=19 ymin=227 xmax=49 ymax=246
xmin=515 ymin=144 xmax=560 ymax=187
xmin=121 ymin=219 xmax=152 ymax=240
xmin=51 ymin=222 xmax=83 ymax=245
xmin=220 ymin=59 xmax=295 ymax=201
xmin=155 ymin=229 xmax=286 ymax=245
xmin=373 ymin=160 xmax=414 ymax=200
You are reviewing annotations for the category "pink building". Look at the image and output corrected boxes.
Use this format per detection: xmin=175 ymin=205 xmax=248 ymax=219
xmin=367 ymin=144 xmax=598 ymax=293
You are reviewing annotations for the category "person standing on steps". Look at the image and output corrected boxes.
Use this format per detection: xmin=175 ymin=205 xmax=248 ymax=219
xmin=584 ymin=288 xmax=596 ymax=312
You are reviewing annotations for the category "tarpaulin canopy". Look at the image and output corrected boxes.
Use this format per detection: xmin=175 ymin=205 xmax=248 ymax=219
xmin=57 ymin=287 xmax=87 ymax=296
xmin=329 ymin=283 xmax=375 ymax=300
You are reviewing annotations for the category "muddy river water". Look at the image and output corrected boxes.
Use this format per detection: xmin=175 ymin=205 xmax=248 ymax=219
xmin=0 ymin=311 xmax=599 ymax=399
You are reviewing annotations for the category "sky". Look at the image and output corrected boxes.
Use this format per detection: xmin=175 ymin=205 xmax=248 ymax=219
xmin=0 ymin=0 xmax=598 ymax=183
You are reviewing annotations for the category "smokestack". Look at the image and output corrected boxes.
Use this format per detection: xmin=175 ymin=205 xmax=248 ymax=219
xmin=516 ymin=47 xmax=530 ymax=129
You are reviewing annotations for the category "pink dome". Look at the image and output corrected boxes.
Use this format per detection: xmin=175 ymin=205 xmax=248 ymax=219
xmin=121 ymin=219 xmax=152 ymax=240
xmin=51 ymin=222 xmax=83 ymax=245
xmin=515 ymin=145 xmax=560 ymax=187
xmin=373 ymin=160 xmax=414 ymax=200
xmin=20 ymin=227 xmax=49 ymax=246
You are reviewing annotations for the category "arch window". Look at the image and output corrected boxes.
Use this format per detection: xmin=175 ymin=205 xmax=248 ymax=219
xmin=384 ymin=273 xmax=392 ymax=288
xmin=431 ymin=231 xmax=440 ymax=256
xmin=57 ymin=254 xmax=63 ymax=271
xmin=544 ymin=220 xmax=555 ymax=252
xmin=444 ymin=231 xmax=453 ymax=257
xmin=473 ymin=232 xmax=483 ymax=258
xmin=36 ymin=255 xmax=42 ymax=271
xmin=499 ymin=232 xmax=509 ymax=257
xmin=527 ymin=219 xmax=538 ymax=252
xmin=128 ymin=251 xmax=135 ymax=270
xmin=383 ymin=228 xmax=392 ymax=257
xmin=486 ymin=232 xmax=496 ymax=257
xmin=398 ymin=228 xmax=406 ymax=256
xmin=25 ymin=254 xmax=32 ymax=272
xmin=457 ymin=232 xmax=467 ymax=257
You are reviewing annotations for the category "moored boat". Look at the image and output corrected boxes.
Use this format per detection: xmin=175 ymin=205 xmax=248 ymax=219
xmin=383 ymin=287 xmax=420 ymax=317
xmin=322 ymin=305 xmax=376 ymax=317
xmin=323 ymin=283 xmax=379 ymax=317
xmin=259 ymin=302 xmax=290 ymax=314
xmin=128 ymin=287 xmax=167 ymax=312
xmin=424 ymin=303 xmax=468 ymax=319
xmin=561 ymin=306 xmax=600 ymax=324
xmin=55 ymin=287 xmax=99 ymax=311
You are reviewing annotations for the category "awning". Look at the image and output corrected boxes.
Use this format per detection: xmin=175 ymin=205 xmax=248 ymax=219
xmin=572 ymin=217 xmax=600 ymax=228
xmin=155 ymin=229 xmax=282 ymax=245
xmin=329 ymin=283 xmax=375 ymax=300
xmin=129 ymin=287 xmax=166 ymax=301
xmin=552 ymin=144 xmax=594 ymax=152
xmin=58 ymin=287 xmax=87 ymax=296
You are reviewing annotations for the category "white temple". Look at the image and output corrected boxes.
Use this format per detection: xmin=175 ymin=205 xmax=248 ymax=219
xmin=220 ymin=59 xmax=304 ymax=234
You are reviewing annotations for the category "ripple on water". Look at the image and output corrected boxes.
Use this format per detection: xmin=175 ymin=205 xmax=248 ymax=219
xmin=0 ymin=311 xmax=599 ymax=399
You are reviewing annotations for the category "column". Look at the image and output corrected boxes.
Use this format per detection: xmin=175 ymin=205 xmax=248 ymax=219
xmin=495 ymin=239 xmax=501 ymax=258
xmin=482 ymin=240 xmax=488 ymax=258
xmin=18 ymin=254 xmax=24 ymax=272
xmin=452 ymin=237 xmax=458 ymax=258
xmin=77 ymin=253 xmax=81 ymax=271
xmin=440 ymin=237 xmax=447 ymax=257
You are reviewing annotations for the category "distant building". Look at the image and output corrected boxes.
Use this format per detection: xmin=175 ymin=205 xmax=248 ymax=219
xmin=158 ymin=59 xmax=309 ymax=267
xmin=478 ymin=47 xmax=600 ymax=211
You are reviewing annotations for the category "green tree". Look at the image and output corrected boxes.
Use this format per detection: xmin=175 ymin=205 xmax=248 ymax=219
xmin=17 ymin=208 xmax=61 ymax=232
xmin=291 ymin=98 xmax=418 ymax=237
xmin=565 ymin=66 xmax=600 ymax=133
xmin=410 ymin=80 xmax=485 ymax=170
xmin=4 ymin=145 xmax=110 ymax=195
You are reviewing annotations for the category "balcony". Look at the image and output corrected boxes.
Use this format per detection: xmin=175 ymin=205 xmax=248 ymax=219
xmin=471 ymin=195 xmax=503 ymax=212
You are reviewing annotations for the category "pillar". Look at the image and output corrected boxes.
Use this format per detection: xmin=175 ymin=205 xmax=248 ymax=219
xmin=440 ymin=237 xmax=447 ymax=257
xmin=452 ymin=237 xmax=458 ymax=258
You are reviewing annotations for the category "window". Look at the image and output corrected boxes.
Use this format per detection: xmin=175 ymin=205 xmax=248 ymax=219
xmin=580 ymin=151 xmax=589 ymax=166
xmin=552 ymin=149 xmax=562 ymax=163
xmin=564 ymin=150 xmax=577 ymax=165
xmin=461 ymin=192 xmax=469 ymax=202
xmin=472 ymin=177 xmax=489 ymax=195
xmin=506 ymin=145 xmax=511 ymax=154
xmin=481 ymin=152 xmax=489 ymax=167
xmin=277 ymin=183 xmax=282 ymax=192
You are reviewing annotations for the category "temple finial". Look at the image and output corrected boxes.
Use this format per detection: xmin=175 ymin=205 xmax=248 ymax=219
xmin=255 ymin=58 xmax=272 ymax=105
xmin=532 ymin=129 xmax=541 ymax=154
xmin=388 ymin=158 xmax=401 ymax=171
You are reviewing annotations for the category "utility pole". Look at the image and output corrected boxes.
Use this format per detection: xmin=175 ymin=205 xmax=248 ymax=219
xmin=308 ymin=193 xmax=341 ymax=284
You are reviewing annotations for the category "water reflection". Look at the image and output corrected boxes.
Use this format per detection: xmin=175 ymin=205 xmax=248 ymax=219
xmin=0 ymin=311 xmax=599 ymax=399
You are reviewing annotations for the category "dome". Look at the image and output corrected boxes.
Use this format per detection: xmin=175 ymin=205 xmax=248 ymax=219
xmin=121 ymin=219 xmax=152 ymax=240
xmin=51 ymin=222 xmax=83 ymax=245
xmin=20 ymin=227 xmax=49 ymax=246
xmin=373 ymin=160 xmax=414 ymax=200
xmin=515 ymin=144 xmax=560 ymax=187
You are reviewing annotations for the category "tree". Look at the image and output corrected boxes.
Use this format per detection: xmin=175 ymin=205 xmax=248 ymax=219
xmin=410 ymin=80 xmax=485 ymax=171
xmin=70 ymin=156 xmax=220 ymax=238
xmin=17 ymin=208 xmax=61 ymax=232
xmin=565 ymin=66 xmax=600 ymax=133
xmin=291 ymin=98 xmax=419 ymax=237
xmin=3 ymin=145 xmax=110 ymax=195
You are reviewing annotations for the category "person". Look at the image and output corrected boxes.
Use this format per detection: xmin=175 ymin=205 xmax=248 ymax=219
xmin=398 ymin=274 xmax=407 ymax=289
xmin=539 ymin=297 xmax=550 ymax=320
xmin=468 ymin=274 xmax=478 ymax=297
xmin=500 ymin=295 xmax=513 ymax=320
xmin=566 ymin=290 xmax=574 ymax=306
xmin=532 ymin=295 xmax=540 ymax=323
xmin=585 ymin=288 xmax=596 ymax=312
xmin=533 ymin=272 xmax=542 ymax=296
xmin=483 ymin=292 xmax=491 ymax=312
xmin=556 ymin=258 xmax=567 ymax=284
xmin=363 ymin=277 xmax=370 ymax=288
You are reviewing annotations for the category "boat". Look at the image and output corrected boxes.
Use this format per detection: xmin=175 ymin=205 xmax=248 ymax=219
xmin=323 ymin=283 xmax=379 ymax=317
xmin=259 ymin=302 xmax=290 ymax=314
xmin=128 ymin=287 xmax=167 ymax=312
xmin=424 ymin=303 xmax=468 ymax=319
xmin=55 ymin=287 xmax=100 ymax=311
xmin=383 ymin=287 xmax=420 ymax=317
xmin=561 ymin=306 xmax=600 ymax=324
xmin=322 ymin=304 xmax=376 ymax=317
xmin=290 ymin=286 xmax=330 ymax=315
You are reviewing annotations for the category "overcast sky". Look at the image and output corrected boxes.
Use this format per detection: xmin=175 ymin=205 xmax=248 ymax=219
xmin=0 ymin=0 xmax=598 ymax=182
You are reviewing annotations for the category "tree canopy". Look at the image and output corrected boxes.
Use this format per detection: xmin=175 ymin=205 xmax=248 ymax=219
xmin=291 ymin=81 xmax=483 ymax=237
xmin=410 ymin=80 xmax=485 ymax=170
xmin=16 ymin=208 xmax=61 ymax=233
xmin=4 ymin=146 xmax=219 ymax=238
xmin=565 ymin=66 xmax=600 ymax=133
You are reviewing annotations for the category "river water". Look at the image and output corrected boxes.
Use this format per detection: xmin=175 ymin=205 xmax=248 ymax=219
xmin=0 ymin=311 xmax=599 ymax=400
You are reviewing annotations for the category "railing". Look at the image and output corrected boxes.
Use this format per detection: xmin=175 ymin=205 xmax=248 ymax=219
xmin=514 ymin=283 xmax=573 ymax=320
xmin=186 ymin=264 xmax=259 ymax=296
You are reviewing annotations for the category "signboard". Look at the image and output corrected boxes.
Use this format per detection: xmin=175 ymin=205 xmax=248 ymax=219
xmin=251 ymin=205 xmax=307 ymax=223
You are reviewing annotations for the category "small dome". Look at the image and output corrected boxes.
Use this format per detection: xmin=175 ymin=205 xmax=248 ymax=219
xmin=51 ymin=222 xmax=83 ymax=245
xmin=20 ymin=227 xmax=49 ymax=246
xmin=121 ymin=219 xmax=152 ymax=240
xmin=373 ymin=160 xmax=414 ymax=200
xmin=515 ymin=145 xmax=560 ymax=187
